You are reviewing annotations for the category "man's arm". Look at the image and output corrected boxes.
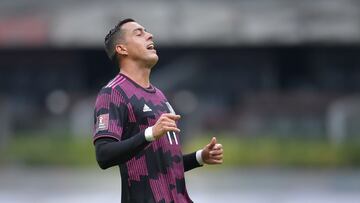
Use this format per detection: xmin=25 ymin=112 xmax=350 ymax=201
xmin=183 ymin=137 xmax=224 ymax=172
xmin=95 ymin=113 xmax=181 ymax=169
xmin=183 ymin=151 xmax=202 ymax=172
xmin=95 ymin=133 xmax=149 ymax=169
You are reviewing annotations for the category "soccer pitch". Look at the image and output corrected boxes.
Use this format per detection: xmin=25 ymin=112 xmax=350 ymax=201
xmin=1 ymin=167 xmax=360 ymax=203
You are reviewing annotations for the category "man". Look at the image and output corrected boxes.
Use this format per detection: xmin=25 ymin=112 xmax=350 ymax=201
xmin=93 ymin=18 xmax=223 ymax=203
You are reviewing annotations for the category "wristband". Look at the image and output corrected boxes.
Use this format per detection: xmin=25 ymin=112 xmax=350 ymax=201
xmin=196 ymin=149 xmax=204 ymax=165
xmin=144 ymin=126 xmax=155 ymax=141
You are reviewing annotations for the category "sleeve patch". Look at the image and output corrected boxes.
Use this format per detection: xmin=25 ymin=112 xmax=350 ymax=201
xmin=96 ymin=113 xmax=109 ymax=132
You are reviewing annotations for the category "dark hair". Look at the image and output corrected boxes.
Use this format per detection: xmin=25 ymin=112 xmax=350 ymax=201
xmin=104 ymin=18 xmax=135 ymax=65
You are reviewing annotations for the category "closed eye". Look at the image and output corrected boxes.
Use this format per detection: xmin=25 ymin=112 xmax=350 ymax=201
xmin=133 ymin=28 xmax=145 ymax=36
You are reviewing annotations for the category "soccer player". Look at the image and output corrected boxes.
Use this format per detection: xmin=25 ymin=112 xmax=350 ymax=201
xmin=93 ymin=18 xmax=224 ymax=203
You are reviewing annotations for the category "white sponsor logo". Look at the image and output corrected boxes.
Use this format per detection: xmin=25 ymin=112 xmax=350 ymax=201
xmin=143 ymin=104 xmax=152 ymax=112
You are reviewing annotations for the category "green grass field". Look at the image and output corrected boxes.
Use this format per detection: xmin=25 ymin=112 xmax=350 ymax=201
xmin=1 ymin=132 xmax=360 ymax=168
xmin=184 ymin=135 xmax=360 ymax=168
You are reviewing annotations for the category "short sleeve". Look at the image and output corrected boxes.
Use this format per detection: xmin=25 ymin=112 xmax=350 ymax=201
xmin=93 ymin=87 xmax=128 ymax=143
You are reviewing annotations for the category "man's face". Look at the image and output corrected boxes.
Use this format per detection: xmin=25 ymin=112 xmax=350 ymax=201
xmin=120 ymin=21 xmax=158 ymax=68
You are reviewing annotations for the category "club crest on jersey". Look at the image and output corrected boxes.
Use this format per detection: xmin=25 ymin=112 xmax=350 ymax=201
xmin=97 ymin=113 xmax=109 ymax=132
xmin=143 ymin=104 xmax=152 ymax=112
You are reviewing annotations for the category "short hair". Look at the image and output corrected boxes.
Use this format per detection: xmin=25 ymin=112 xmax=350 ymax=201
xmin=104 ymin=18 xmax=135 ymax=62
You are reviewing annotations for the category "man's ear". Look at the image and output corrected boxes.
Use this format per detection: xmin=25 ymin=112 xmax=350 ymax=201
xmin=115 ymin=44 xmax=128 ymax=56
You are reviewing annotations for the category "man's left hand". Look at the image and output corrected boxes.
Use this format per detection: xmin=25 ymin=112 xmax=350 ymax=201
xmin=201 ymin=137 xmax=223 ymax=165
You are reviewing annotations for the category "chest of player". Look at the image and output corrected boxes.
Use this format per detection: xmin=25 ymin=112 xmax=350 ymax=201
xmin=130 ymin=99 xmax=181 ymax=148
xmin=130 ymin=100 xmax=164 ymax=125
xmin=128 ymin=96 xmax=176 ymax=124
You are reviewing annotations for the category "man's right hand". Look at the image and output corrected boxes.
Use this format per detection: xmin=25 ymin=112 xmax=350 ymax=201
xmin=152 ymin=113 xmax=181 ymax=140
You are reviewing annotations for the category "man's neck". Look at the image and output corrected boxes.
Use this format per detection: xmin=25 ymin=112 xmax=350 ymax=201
xmin=119 ymin=62 xmax=151 ymax=88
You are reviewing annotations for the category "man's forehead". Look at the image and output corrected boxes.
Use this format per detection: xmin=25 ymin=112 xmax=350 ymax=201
xmin=122 ymin=21 xmax=145 ymax=32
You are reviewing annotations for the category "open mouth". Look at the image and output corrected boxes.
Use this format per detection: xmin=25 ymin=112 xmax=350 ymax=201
xmin=147 ymin=43 xmax=155 ymax=50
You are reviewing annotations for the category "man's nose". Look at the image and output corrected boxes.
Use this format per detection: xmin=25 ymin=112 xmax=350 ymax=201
xmin=146 ymin=32 xmax=153 ymax=40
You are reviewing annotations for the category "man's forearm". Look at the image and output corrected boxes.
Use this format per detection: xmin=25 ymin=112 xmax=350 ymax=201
xmin=94 ymin=133 xmax=150 ymax=169
xmin=183 ymin=151 xmax=203 ymax=172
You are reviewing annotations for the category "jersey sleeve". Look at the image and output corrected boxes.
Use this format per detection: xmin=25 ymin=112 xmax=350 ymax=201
xmin=93 ymin=87 xmax=128 ymax=143
xmin=183 ymin=152 xmax=202 ymax=172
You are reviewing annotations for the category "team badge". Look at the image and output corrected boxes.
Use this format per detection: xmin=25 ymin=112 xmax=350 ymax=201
xmin=97 ymin=113 xmax=109 ymax=132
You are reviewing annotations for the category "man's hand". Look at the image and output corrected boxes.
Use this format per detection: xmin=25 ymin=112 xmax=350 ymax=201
xmin=201 ymin=137 xmax=223 ymax=164
xmin=152 ymin=113 xmax=181 ymax=140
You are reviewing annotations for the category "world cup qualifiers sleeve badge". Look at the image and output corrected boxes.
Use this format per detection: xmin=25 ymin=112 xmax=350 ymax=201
xmin=96 ymin=113 xmax=109 ymax=132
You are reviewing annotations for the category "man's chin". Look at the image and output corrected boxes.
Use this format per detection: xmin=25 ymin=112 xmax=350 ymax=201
xmin=147 ymin=55 xmax=159 ymax=68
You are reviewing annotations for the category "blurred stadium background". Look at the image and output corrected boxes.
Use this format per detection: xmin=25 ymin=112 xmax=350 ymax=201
xmin=1 ymin=0 xmax=360 ymax=202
